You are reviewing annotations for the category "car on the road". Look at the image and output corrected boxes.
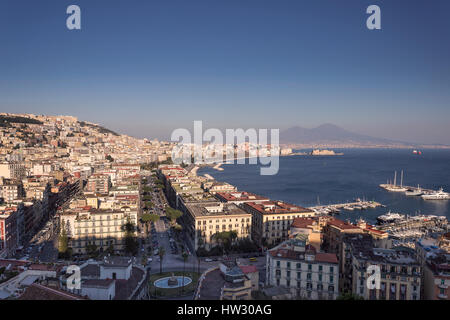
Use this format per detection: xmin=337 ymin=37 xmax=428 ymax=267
xmin=249 ymin=257 xmax=257 ymax=262
xmin=204 ymin=258 xmax=213 ymax=262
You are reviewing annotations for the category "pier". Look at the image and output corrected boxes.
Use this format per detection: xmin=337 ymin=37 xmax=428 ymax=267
xmin=309 ymin=200 xmax=384 ymax=215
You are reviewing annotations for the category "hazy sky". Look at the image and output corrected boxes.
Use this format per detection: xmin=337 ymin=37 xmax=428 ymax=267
xmin=1 ymin=0 xmax=449 ymax=144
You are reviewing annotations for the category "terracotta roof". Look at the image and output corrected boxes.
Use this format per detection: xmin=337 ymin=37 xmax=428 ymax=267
xmin=239 ymin=265 xmax=258 ymax=274
xmin=315 ymin=253 xmax=339 ymax=264
xmin=327 ymin=218 xmax=360 ymax=230
xmin=18 ymin=283 xmax=87 ymax=300
xmin=291 ymin=217 xmax=317 ymax=229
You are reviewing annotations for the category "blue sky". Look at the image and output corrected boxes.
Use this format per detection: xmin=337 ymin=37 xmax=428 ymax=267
xmin=0 ymin=0 xmax=449 ymax=143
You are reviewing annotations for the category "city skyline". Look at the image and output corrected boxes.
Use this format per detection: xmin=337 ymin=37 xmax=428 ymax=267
xmin=1 ymin=0 xmax=450 ymax=144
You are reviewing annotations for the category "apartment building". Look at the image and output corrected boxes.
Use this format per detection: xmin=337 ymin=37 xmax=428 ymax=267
xmin=0 ymin=207 xmax=18 ymax=257
xmin=0 ymin=162 xmax=26 ymax=180
xmin=415 ymin=238 xmax=450 ymax=300
xmin=184 ymin=202 xmax=252 ymax=250
xmin=60 ymin=206 xmax=138 ymax=254
xmin=289 ymin=216 xmax=332 ymax=251
xmin=242 ymin=201 xmax=316 ymax=247
xmin=0 ymin=178 xmax=25 ymax=202
xmin=266 ymin=235 xmax=340 ymax=300
xmin=86 ymin=174 xmax=111 ymax=195
xmin=347 ymin=235 xmax=421 ymax=300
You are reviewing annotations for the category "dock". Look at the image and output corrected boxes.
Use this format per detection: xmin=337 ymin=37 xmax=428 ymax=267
xmin=309 ymin=200 xmax=384 ymax=215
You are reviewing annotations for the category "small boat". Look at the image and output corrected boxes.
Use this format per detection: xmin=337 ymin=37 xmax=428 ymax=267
xmin=405 ymin=185 xmax=423 ymax=196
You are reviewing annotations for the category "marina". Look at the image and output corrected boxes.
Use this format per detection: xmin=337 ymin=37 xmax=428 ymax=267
xmin=377 ymin=214 xmax=449 ymax=241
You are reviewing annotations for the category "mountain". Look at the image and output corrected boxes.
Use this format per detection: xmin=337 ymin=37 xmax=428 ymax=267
xmin=280 ymin=124 xmax=410 ymax=147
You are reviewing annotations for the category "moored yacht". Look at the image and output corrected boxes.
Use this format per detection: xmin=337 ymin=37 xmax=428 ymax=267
xmin=405 ymin=185 xmax=423 ymax=196
xmin=376 ymin=212 xmax=406 ymax=224
xmin=421 ymin=188 xmax=450 ymax=200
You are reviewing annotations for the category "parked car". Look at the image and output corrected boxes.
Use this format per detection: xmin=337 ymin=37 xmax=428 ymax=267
xmin=204 ymin=258 xmax=213 ymax=262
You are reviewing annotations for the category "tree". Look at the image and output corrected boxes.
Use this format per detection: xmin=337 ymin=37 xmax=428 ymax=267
xmin=165 ymin=206 xmax=183 ymax=223
xmin=158 ymin=246 xmax=166 ymax=274
xmin=106 ymin=243 xmax=114 ymax=255
xmin=181 ymin=251 xmax=189 ymax=293
xmin=141 ymin=213 xmax=159 ymax=235
xmin=58 ymin=220 xmax=69 ymax=255
xmin=122 ymin=220 xmax=139 ymax=256
xmin=105 ymin=155 xmax=114 ymax=162
xmin=212 ymin=230 xmax=238 ymax=254
xmin=86 ymin=243 xmax=98 ymax=258
xmin=141 ymin=253 xmax=148 ymax=268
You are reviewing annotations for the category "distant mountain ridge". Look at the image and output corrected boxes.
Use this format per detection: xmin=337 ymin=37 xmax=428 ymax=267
xmin=280 ymin=124 xmax=412 ymax=147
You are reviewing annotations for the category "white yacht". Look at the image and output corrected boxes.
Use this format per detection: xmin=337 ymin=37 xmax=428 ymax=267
xmin=421 ymin=188 xmax=450 ymax=200
xmin=405 ymin=185 xmax=423 ymax=196
xmin=377 ymin=212 xmax=406 ymax=224
xmin=380 ymin=171 xmax=408 ymax=192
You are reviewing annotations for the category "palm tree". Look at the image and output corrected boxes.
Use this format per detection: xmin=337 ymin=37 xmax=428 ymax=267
xmin=158 ymin=246 xmax=165 ymax=274
xmin=181 ymin=251 xmax=189 ymax=293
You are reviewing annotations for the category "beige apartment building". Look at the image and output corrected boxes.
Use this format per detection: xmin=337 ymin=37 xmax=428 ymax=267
xmin=60 ymin=207 xmax=138 ymax=254
xmin=266 ymin=235 xmax=340 ymax=300
xmin=242 ymin=201 xmax=316 ymax=247
xmin=184 ymin=202 xmax=252 ymax=250
xmin=347 ymin=237 xmax=421 ymax=300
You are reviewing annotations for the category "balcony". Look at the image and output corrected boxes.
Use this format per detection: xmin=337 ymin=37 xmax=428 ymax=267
xmin=438 ymin=284 xmax=448 ymax=289
xmin=437 ymin=293 xmax=448 ymax=299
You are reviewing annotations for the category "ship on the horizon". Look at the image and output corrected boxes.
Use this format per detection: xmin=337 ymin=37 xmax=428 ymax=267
xmin=421 ymin=188 xmax=450 ymax=200
xmin=413 ymin=150 xmax=422 ymax=155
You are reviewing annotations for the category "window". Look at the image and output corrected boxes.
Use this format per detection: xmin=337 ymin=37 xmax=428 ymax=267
xmin=286 ymin=271 xmax=291 ymax=278
xmin=276 ymin=261 xmax=280 ymax=267
xmin=330 ymin=275 xmax=334 ymax=283
xmin=287 ymin=262 xmax=291 ymax=269
xmin=329 ymin=266 xmax=334 ymax=273
xmin=296 ymin=263 xmax=301 ymax=269
xmin=297 ymin=272 xmax=301 ymax=279
xmin=308 ymin=264 xmax=312 ymax=271
xmin=319 ymin=265 xmax=323 ymax=272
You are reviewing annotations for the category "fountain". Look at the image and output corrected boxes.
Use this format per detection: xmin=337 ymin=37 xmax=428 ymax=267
xmin=154 ymin=274 xmax=193 ymax=289
xmin=167 ymin=273 xmax=178 ymax=287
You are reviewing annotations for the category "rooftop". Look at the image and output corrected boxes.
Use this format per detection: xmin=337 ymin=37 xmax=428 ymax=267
xmin=244 ymin=201 xmax=313 ymax=215
xmin=186 ymin=202 xmax=251 ymax=218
